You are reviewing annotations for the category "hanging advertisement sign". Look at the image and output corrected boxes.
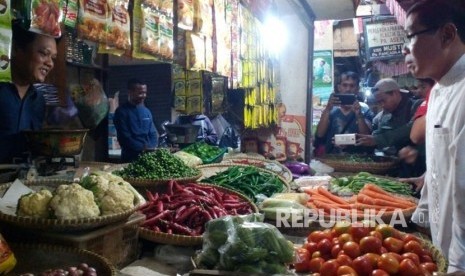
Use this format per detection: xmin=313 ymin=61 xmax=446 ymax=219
xmin=312 ymin=50 xmax=333 ymax=103
xmin=364 ymin=16 xmax=407 ymax=61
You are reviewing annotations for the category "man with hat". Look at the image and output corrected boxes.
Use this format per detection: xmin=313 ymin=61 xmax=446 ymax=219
xmin=357 ymin=78 xmax=422 ymax=158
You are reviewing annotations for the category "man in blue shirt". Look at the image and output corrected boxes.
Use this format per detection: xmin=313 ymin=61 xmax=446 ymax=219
xmin=114 ymin=78 xmax=158 ymax=162
xmin=0 ymin=21 xmax=58 ymax=163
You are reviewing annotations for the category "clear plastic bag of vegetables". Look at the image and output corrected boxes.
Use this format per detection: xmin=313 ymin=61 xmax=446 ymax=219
xmin=195 ymin=214 xmax=295 ymax=274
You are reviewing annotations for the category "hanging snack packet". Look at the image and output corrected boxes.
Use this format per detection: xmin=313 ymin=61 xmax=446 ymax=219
xmin=0 ymin=28 xmax=12 ymax=82
xmin=77 ymin=0 xmax=107 ymax=43
xmin=194 ymin=0 xmax=213 ymax=38
xmin=158 ymin=13 xmax=173 ymax=60
xmin=177 ymin=0 xmax=193 ymax=31
xmin=132 ymin=0 xmax=157 ymax=60
xmin=186 ymin=31 xmax=205 ymax=71
xmin=107 ymin=0 xmax=130 ymax=50
xmin=0 ymin=233 xmax=16 ymax=274
xmin=140 ymin=5 xmax=161 ymax=56
xmin=30 ymin=0 xmax=62 ymax=37
xmin=64 ymin=0 xmax=79 ymax=28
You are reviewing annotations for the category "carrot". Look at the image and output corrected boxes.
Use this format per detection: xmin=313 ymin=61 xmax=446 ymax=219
xmin=353 ymin=203 xmax=398 ymax=211
xmin=317 ymin=187 xmax=349 ymax=205
xmin=314 ymin=199 xmax=352 ymax=209
xmin=359 ymin=189 xmax=416 ymax=207
xmin=364 ymin=183 xmax=403 ymax=197
xmin=302 ymin=188 xmax=321 ymax=196
xmin=309 ymin=194 xmax=340 ymax=204
xmin=357 ymin=194 xmax=412 ymax=209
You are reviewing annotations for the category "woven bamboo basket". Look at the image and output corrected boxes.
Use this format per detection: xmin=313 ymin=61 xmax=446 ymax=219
xmin=122 ymin=171 xmax=202 ymax=188
xmin=317 ymin=154 xmax=399 ymax=175
xmin=220 ymin=158 xmax=293 ymax=184
xmin=6 ymin=243 xmax=116 ymax=275
xmin=0 ymin=179 xmax=141 ymax=231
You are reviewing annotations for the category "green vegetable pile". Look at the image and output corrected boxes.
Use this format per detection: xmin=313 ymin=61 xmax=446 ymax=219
xmin=202 ymin=166 xmax=286 ymax=202
xmin=330 ymin=172 xmax=413 ymax=196
xmin=181 ymin=142 xmax=225 ymax=164
xmin=195 ymin=214 xmax=294 ymax=274
xmin=115 ymin=149 xmax=200 ymax=179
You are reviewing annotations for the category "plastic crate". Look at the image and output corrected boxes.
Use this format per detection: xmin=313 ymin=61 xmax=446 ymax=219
xmin=3 ymin=213 xmax=145 ymax=269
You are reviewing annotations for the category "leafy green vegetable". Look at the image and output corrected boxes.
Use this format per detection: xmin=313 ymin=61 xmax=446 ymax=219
xmin=330 ymin=172 xmax=412 ymax=195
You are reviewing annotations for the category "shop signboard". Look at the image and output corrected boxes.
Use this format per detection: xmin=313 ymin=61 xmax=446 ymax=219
xmin=312 ymin=50 xmax=333 ymax=104
xmin=363 ymin=17 xmax=407 ymax=61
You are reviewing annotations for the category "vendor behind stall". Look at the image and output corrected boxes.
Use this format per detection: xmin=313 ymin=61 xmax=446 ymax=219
xmin=175 ymin=114 xmax=218 ymax=145
xmin=0 ymin=21 xmax=58 ymax=163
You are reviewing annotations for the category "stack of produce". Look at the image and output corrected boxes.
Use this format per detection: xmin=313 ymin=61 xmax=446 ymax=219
xmin=138 ymin=181 xmax=256 ymax=236
xmin=181 ymin=142 xmax=226 ymax=164
xmin=115 ymin=149 xmax=200 ymax=180
xmin=202 ymin=165 xmax=286 ymax=203
xmin=195 ymin=214 xmax=295 ymax=274
xmin=16 ymin=171 xmax=138 ymax=219
xmin=302 ymin=185 xmax=417 ymax=219
xmin=329 ymin=172 xmax=412 ymax=196
xmin=260 ymin=193 xmax=309 ymax=221
xmin=292 ymin=222 xmax=442 ymax=275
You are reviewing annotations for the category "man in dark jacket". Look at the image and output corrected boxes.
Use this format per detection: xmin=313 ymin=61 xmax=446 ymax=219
xmin=114 ymin=78 xmax=158 ymax=162
xmin=357 ymin=78 xmax=422 ymax=156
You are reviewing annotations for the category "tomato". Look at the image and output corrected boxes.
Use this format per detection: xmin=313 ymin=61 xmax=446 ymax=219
xmin=377 ymin=253 xmax=400 ymax=274
xmin=331 ymin=244 xmax=342 ymax=258
xmin=318 ymin=238 xmax=333 ymax=255
xmin=309 ymin=257 xmax=325 ymax=273
xmin=350 ymin=222 xmax=371 ymax=242
xmin=364 ymin=253 xmax=380 ymax=267
xmin=371 ymin=269 xmax=389 ymax=276
xmin=402 ymin=233 xmax=421 ymax=243
xmin=352 ymin=255 xmax=374 ymax=276
xmin=324 ymin=228 xmax=336 ymax=239
xmin=401 ymin=252 xmax=420 ymax=266
xmin=338 ymin=233 xmax=353 ymax=245
xmin=336 ymin=254 xmax=353 ymax=266
xmin=304 ymin=242 xmax=319 ymax=256
xmin=343 ymin=241 xmax=361 ymax=259
xmin=403 ymin=240 xmax=423 ymax=255
xmin=312 ymin=251 xmax=322 ymax=259
xmin=369 ymin=230 xmax=383 ymax=240
xmin=359 ymin=236 xmax=382 ymax=254
xmin=294 ymin=248 xmax=311 ymax=272
xmin=334 ymin=221 xmax=352 ymax=235
xmin=420 ymin=254 xmax=433 ymax=263
xmin=375 ymin=224 xmax=394 ymax=239
xmin=333 ymin=237 xmax=340 ymax=245
xmin=309 ymin=231 xmax=328 ymax=243
xmin=320 ymin=259 xmax=340 ymax=276
xmin=379 ymin=246 xmax=388 ymax=254
xmin=387 ymin=252 xmax=403 ymax=263
xmin=337 ymin=265 xmax=357 ymax=276
xmin=419 ymin=262 xmax=438 ymax=273
xmin=398 ymin=258 xmax=420 ymax=276
xmin=383 ymin=237 xmax=404 ymax=253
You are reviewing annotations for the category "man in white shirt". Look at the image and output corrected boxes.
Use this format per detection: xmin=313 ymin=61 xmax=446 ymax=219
xmin=403 ymin=0 xmax=465 ymax=272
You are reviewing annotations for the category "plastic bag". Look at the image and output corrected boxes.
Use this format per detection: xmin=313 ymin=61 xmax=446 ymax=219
xmin=72 ymin=79 xmax=109 ymax=129
xmin=195 ymin=214 xmax=295 ymax=274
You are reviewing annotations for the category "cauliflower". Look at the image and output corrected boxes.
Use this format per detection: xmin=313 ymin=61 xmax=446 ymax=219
xmin=80 ymin=171 xmax=136 ymax=215
xmin=49 ymin=184 xmax=100 ymax=219
xmin=16 ymin=189 xmax=53 ymax=218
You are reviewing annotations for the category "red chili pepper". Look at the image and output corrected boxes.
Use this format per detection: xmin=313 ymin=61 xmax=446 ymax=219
xmin=167 ymin=180 xmax=175 ymax=194
xmin=212 ymin=206 xmax=228 ymax=217
xmin=175 ymin=205 xmax=201 ymax=223
xmin=155 ymin=201 xmax=164 ymax=213
xmin=223 ymin=202 xmax=251 ymax=209
xmin=160 ymin=219 xmax=196 ymax=236
xmin=142 ymin=210 xmax=172 ymax=226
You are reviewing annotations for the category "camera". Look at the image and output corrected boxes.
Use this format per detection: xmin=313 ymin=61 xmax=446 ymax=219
xmin=334 ymin=94 xmax=356 ymax=105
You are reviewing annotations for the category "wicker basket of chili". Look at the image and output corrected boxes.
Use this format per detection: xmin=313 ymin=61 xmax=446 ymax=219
xmin=138 ymin=181 xmax=258 ymax=246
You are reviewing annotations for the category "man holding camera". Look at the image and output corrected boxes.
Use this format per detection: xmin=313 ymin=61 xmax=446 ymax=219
xmin=314 ymin=71 xmax=374 ymax=156
xmin=357 ymin=78 xmax=422 ymax=159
